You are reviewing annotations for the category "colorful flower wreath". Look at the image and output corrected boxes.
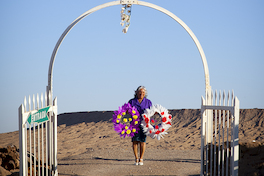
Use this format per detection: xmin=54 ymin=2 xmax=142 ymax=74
xmin=112 ymin=103 xmax=140 ymax=138
xmin=141 ymin=104 xmax=172 ymax=140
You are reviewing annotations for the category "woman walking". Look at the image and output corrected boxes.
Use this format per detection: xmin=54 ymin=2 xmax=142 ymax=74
xmin=128 ymin=86 xmax=152 ymax=165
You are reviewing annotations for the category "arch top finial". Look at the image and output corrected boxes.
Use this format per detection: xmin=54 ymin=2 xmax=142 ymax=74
xmin=120 ymin=0 xmax=138 ymax=4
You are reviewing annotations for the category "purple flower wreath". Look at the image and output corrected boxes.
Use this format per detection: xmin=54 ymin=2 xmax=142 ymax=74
xmin=112 ymin=103 xmax=140 ymax=138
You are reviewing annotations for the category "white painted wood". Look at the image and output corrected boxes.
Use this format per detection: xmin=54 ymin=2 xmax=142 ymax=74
xmin=49 ymin=118 xmax=53 ymax=176
xmin=230 ymin=90 xmax=234 ymax=175
xmin=233 ymin=97 xmax=239 ymax=176
xmin=208 ymin=90 xmax=213 ymax=175
xmin=33 ymin=94 xmax=35 ymax=111
xmin=29 ymin=123 xmax=32 ymax=176
xmin=201 ymin=90 xmax=239 ymax=176
xmin=218 ymin=91 xmax=221 ymax=176
xmin=42 ymin=122 xmax=44 ymax=176
xmin=41 ymin=93 xmax=43 ymax=108
xmin=226 ymin=91 xmax=230 ymax=176
xmin=222 ymin=91 xmax=225 ymax=176
xmin=45 ymin=91 xmax=47 ymax=107
xmin=205 ymin=91 xmax=208 ymax=175
xmin=24 ymin=97 xmax=27 ymax=112
xmin=19 ymin=105 xmax=26 ymax=176
xmin=19 ymin=91 xmax=58 ymax=176
xmin=38 ymin=123 xmax=40 ymax=176
xmin=29 ymin=95 xmax=31 ymax=111
xmin=34 ymin=124 xmax=36 ymax=176
xmin=46 ymin=121 xmax=48 ymax=176
xmin=36 ymin=94 xmax=39 ymax=109
xmin=200 ymin=96 xmax=205 ymax=176
xmin=53 ymin=97 xmax=58 ymax=175
xmin=214 ymin=90 xmax=217 ymax=176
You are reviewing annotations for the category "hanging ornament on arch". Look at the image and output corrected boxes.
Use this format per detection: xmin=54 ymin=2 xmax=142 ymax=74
xmin=120 ymin=4 xmax=132 ymax=33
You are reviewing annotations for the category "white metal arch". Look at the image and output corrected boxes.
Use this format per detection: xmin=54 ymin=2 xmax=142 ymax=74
xmin=47 ymin=0 xmax=211 ymax=103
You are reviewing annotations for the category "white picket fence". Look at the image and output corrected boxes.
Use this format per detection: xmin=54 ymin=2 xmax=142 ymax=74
xmin=201 ymin=90 xmax=239 ymax=176
xmin=18 ymin=91 xmax=58 ymax=176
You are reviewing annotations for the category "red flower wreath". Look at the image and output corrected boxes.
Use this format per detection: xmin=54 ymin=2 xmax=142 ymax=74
xmin=141 ymin=104 xmax=172 ymax=140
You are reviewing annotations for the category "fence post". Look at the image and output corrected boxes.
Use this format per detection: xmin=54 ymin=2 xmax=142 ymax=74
xmin=18 ymin=104 xmax=26 ymax=176
xmin=206 ymin=87 xmax=213 ymax=144
xmin=232 ymin=97 xmax=240 ymax=176
xmin=53 ymin=97 xmax=58 ymax=176
xmin=200 ymin=96 xmax=206 ymax=176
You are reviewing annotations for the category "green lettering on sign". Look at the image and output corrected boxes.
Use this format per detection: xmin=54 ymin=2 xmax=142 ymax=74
xmin=27 ymin=106 xmax=50 ymax=124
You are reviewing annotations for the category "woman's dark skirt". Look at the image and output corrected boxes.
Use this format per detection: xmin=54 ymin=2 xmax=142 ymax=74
xmin=132 ymin=126 xmax=146 ymax=143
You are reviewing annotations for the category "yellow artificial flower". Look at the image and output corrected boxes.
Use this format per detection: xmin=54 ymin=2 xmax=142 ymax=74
xmin=121 ymin=131 xmax=125 ymax=134
xmin=132 ymin=129 xmax=136 ymax=132
xmin=123 ymin=118 xmax=128 ymax=122
xmin=117 ymin=115 xmax=121 ymax=119
xmin=122 ymin=112 xmax=126 ymax=115
xmin=132 ymin=110 xmax=136 ymax=114
xmin=134 ymin=121 xmax=138 ymax=125
xmin=133 ymin=115 xmax=138 ymax=119
xmin=126 ymin=130 xmax=131 ymax=134
xmin=116 ymin=119 xmax=120 ymax=123
xmin=125 ymin=126 xmax=128 ymax=130
xmin=129 ymin=118 xmax=132 ymax=122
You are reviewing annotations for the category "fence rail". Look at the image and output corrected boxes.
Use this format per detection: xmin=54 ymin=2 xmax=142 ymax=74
xmin=201 ymin=90 xmax=239 ymax=176
xmin=19 ymin=91 xmax=58 ymax=176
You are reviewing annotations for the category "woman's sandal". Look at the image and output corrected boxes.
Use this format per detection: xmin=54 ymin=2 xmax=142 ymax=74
xmin=134 ymin=158 xmax=139 ymax=165
xmin=139 ymin=159 xmax=143 ymax=165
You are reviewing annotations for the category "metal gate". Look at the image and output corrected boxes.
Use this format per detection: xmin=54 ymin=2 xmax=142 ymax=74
xmin=19 ymin=91 xmax=58 ymax=176
xmin=201 ymin=90 xmax=239 ymax=176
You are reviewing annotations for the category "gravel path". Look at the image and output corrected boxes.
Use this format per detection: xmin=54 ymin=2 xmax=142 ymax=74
xmin=57 ymin=148 xmax=200 ymax=176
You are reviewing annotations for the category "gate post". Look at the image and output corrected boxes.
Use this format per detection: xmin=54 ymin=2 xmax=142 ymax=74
xmin=200 ymin=96 xmax=206 ymax=176
xmin=18 ymin=104 xmax=27 ymax=176
xmin=232 ymin=97 xmax=240 ymax=176
xmin=53 ymin=97 xmax=58 ymax=175
xmin=206 ymin=87 xmax=213 ymax=144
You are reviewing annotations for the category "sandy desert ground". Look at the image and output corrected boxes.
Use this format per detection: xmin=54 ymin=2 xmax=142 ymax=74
xmin=0 ymin=108 xmax=263 ymax=175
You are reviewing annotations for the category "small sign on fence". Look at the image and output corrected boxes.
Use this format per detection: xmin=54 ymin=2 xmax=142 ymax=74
xmin=27 ymin=106 xmax=50 ymax=124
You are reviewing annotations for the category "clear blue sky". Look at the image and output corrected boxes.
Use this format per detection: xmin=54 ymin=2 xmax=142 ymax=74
xmin=1 ymin=0 xmax=263 ymax=133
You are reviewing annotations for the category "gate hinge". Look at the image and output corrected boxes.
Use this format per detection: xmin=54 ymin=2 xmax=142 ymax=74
xmin=120 ymin=0 xmax=138 ymax=4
